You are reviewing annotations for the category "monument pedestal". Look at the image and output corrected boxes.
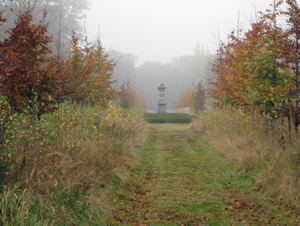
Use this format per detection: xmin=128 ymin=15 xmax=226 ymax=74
xmin=157 ymin=83 xmax=167 ymax=113
xmin=158 ymin=98 xmax=167 ymax=113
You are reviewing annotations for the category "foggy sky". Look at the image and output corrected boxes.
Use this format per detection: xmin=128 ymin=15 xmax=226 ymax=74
xmin=85 ymin=0 xmax=281 ymax=65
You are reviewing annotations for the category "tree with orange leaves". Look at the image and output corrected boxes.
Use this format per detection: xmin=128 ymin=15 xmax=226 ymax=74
xmin=61 ymin=35 xmax=117 ymax=105
xmin=119 ymin=81 xmax=147 ymax=109
xmin=227 ymin=20 xmax=291 ymax=108
xmin=175 ymin=81 xmax=206 ymax=113
xmin=210 ymin=2 xmax=292 ymax=117
xmin=60 ymin=35 xmax=92 ymax=102
xmin=89 ymin=38 xmax=117 ymax=105
xmin=209 ymin=41 xmax=235 ymax=104
xmin=176 ymin=89 xmax=194 ymax=109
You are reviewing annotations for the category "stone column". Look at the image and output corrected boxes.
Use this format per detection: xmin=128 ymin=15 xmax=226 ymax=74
xmin=158 ymin=83 xmax=167 ymax=113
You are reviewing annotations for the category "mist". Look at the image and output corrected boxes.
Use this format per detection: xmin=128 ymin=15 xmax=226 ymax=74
xmin=85 ymin=0 xmax=276 ymax=63
xmin=109 ymin=45 xmax=214 ymax=110
xmin=0 ymin=0 xmax=281 ymax=111
xmin=83 ymin=0 xmax=283 ymax=110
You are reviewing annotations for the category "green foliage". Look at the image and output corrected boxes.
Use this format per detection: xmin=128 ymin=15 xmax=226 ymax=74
xmin=144 ymin=113 xmax=196 ymax=123
xmin=120 ymin=99 xmax=131 ymax=109
xmin=0 ymin=95 xmax=12 ymax=183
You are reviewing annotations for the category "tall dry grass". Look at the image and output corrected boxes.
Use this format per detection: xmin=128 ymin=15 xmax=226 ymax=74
xmin=192 ymin=106 xmax=300 ymax=207
xmin=0 ymin=102 xmax=145 ymax=225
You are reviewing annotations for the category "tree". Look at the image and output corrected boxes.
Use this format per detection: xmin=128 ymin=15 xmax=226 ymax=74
xmin=0 ymin=12 xmax=62 ymax=115
xmin=0 ymin=0 xmax=89 ymax=57
xmin=119 ymin=81 xmax=147 ymax=109
xmin=61 ymin=34 xmax=92 ymax=102
xmin=209 ymin=41 xmax=235 ymax=104
xmin=228 ymin=20 xmax=291 ymax=109
xmin=194 ymin=81 xmax=206 ymax=113
xmin=283 ymin=0 xmax=300 ymax=131
xmin=210 ymin=2 xmax=292 ymax=118
xmin=175 ymin=81 xmax=206 ymax=113
xmin=61 ymin=34 xmax=117 ymax=105
xmin=176 ymin=89 xmax=194 ymax=109
xmin=89 ymin=38 xmax=117 ymax=105
xmin=0 ymin=10 xmax=6 ymax=40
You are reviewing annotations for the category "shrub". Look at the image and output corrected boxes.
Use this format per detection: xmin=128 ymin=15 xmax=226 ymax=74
xmin=144 ymin=113 xmax=196 ymax=123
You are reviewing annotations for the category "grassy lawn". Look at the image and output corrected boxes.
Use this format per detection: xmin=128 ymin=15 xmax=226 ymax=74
xmin=107 ymin=124 xmax=300 ymax=225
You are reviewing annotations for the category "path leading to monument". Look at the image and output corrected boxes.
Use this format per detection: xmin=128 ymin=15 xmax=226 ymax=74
xmin=108 ymin=124 xmax=299 ymax=225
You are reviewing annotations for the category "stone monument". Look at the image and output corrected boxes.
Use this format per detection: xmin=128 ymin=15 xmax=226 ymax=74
xmin=157 ymin=83 xmax=167 ymax=113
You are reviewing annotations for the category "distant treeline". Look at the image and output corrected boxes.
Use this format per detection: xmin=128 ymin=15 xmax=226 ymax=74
xmin=109 ymin=44 xmax=216 ymax=110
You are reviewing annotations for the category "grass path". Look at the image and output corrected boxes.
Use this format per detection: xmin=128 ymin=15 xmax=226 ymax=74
xmin=107 ymin=124 xmax=300 ymax=225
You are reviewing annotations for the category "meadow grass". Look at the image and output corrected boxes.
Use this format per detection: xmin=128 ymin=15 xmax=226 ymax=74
xmin=192 ymin=106 xmax=300 ymax=208
xmin=0 ymin=102 xmax=145 ymax=225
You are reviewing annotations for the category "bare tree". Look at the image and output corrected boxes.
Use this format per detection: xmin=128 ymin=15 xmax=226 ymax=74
xmin=0 ymin=0 xmax=89 ymax=57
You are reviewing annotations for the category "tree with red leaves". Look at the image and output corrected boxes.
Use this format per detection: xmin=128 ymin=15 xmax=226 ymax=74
xmin=194 ymin=81 xmax=206 ymax=113
xmin=0 ymin=12 xmax=62 ymax=115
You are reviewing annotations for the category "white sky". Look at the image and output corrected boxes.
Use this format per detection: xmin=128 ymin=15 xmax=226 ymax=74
xmin=85 ymin=0 xmax=278 ymax=65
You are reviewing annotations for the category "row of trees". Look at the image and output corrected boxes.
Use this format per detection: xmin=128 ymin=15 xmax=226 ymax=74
xmin=0 ymin=8 xmax=119 ymax=116
xmin=209 ymin=0 xmax=300 ymax=130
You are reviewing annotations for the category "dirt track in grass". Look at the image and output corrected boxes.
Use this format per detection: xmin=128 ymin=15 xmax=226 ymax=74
xmin=107 ymin=124 xmax=300 ymax=225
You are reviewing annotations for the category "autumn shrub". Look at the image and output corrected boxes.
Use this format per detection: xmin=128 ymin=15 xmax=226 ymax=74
xmin=0 ymin=102 xmax=145 ymax=225
xmin=119 ymin=81 xmax=147 ymax=109
xmin=192 ymin=106 xmax=300 ymax=207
